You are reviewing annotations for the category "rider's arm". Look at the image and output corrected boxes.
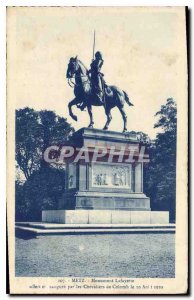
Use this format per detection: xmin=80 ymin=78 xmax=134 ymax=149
xmin=100 ymin=59 xmax=103 ymax=67
xmin=98 ymin=59 xmax=103 ymax=71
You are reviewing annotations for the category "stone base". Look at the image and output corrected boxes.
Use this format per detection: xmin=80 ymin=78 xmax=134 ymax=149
xmin=42 ymin=210 xmax=169 ymax=224
xmin=60 ymin=192 xmax=150 ymax=211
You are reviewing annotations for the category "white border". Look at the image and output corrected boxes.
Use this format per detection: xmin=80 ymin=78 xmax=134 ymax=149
xmin=1 ymin=0 xmax=193 ymax=6
xmin=0 ymin=4 xmax=6 ymax=299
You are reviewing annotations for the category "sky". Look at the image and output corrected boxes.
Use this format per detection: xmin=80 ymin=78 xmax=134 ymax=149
xmin=7 ymin=6 xmax=187 ymax=138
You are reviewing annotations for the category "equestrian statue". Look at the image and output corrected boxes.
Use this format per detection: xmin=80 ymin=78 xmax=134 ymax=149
xmin=66 ymin=36 xmax=133 ymax=132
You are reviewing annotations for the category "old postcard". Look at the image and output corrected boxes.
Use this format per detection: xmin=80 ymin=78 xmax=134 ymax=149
xmin=7 ymin=6 xmax=188 ymax=294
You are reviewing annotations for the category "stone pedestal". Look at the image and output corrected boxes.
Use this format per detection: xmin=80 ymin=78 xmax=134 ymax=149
xmin=58 ymin=128 xmax=150 ymax=211
xmin=42 ymin=128 xmax=169 ymax=225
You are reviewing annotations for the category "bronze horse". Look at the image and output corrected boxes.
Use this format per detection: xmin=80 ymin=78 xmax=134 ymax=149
xmin=66 ymin=57 xmax=133 ymax=132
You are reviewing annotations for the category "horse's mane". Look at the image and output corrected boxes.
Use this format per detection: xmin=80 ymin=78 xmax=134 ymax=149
xmin=78 ymin=59 xmax=88 ymax=75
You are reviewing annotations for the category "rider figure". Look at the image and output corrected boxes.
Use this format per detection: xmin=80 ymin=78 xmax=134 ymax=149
xmin=90 ymin=51 xmax=104 ymax=103
xmin=79 ymin=51 xmax=104 ymax=111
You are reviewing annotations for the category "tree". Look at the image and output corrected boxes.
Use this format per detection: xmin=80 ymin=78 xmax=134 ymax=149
xmin=16 ymin=108 xmax=74 ymax=179
xmin=16 ymin=108 xmax=41 ymax=179
xmin=129 ymin=130 xmax=151 ymax=146
xmin=15 ymin=108 xmax=74 ymax=221
xmin=15 ymin=180 xmax=28 ymax=221
xmin=145 ymin=98 xmax=177 ymax=222
xmin=154 ymin=98 xmax=177 ymax=133
xmin=21 ymin=167 xmax=66 ymax=221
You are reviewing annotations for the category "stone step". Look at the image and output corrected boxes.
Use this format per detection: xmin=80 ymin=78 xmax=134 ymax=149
xmin=16 ymin=222 xmax=176 ymax=230
xmin=15 ymin=224 xmax=176 ymax=236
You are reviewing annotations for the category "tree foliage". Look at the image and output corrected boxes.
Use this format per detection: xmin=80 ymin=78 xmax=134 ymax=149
xmin=16 ymin=108 xmax=74 ymax=179
xmin=144 ymin=98 xmax=177 ymax=222
xmin=16 ymin=167 xmax=66 ymax=221
xmin=15 ymin=108 xmax=74 ymax=221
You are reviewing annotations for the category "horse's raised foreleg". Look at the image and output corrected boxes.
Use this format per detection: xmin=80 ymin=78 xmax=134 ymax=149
xmin=118 ymin=106 xmax=127 ymax=132
xmin=87 ymin=105 xmax=94 ymax=128
xmin=103 ymin=107 xmax=112 ymax=130
xmin=68 ymin=98 xmax=79 ymax=121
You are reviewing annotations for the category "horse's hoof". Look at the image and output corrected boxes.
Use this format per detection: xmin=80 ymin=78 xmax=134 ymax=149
xmin=88 ymin=124 xmax=93 ymax=128
xmin=123 ymin=128 xmax=127 ymax=133
xmin=103 ymin=127 xmax=108 ymax=130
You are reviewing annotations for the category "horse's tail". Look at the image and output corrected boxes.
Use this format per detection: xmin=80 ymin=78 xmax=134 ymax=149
xmin=123 ymin=91 xmax=134 ymax=106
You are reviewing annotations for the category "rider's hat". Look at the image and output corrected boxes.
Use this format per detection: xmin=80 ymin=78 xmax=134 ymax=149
xmin=95 ymin=51 xmax=102 ymax=59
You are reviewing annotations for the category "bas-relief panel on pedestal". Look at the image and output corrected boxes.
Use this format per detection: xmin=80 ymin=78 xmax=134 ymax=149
xmin=68 ymin=163 xmax=76 ymax=189
xmin=92 ymin=163 xmax=131 ymax=189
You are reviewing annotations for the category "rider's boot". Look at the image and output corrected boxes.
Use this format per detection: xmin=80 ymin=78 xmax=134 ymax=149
xmin=96 ymin=89 xmax=104 ymax=104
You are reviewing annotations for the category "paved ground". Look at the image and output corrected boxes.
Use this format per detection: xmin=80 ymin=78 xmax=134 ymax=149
xmin=15 ymin=234 xmax=175 ymax=278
